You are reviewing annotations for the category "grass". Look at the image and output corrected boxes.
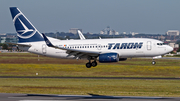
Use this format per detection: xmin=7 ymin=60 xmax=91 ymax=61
xmin=0 ymin=63 xmax=180 ymax=77
xmin=0 ymin=53 xmax=180 ymax=77
xmin=0 ymin=78 xmax=180 ymax=97
xmin=0 ymin=53 xmax=180 ymax=97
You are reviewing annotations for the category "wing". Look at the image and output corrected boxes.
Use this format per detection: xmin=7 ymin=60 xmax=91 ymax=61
xmin=42 ymin=34 xmax=101 ymax=59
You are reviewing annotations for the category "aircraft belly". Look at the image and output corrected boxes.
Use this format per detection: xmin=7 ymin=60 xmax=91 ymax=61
xmin=118 ymin=49 xmax=145 ymax=57
xmin=144 ymin=50 xmax=159 ymax=57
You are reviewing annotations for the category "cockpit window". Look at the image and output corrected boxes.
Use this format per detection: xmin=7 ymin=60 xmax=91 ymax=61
xmin=157 ymin=43 xmax=165 ymax=46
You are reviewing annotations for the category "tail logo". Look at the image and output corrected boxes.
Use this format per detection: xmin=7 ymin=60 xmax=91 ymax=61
xmin=13 ymin=13 xmax=36 ymax=39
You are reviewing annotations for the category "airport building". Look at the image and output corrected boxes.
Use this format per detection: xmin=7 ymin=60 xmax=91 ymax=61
xmin=69 ymin=28 xmax=82 ymax=34
xmin=131 ymin=32 xmax=139 ymax=36
xmin=0 ymin=37 xmax=17 ymax=43
xmin=166 ymin=30 xmax=179 ymax=36
xmin=0 ymin=33 xmax=18 ymax=43
xmin=169 ymin=43 xmax=179 ymax=53
xmin=100 ymin=26 xmax=119 ymax=35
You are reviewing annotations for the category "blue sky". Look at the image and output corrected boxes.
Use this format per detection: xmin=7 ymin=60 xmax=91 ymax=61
xmin=1 ymin=0 xmax=180 ymax=34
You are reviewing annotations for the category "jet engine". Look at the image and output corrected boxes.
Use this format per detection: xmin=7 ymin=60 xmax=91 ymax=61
xmin=98 ymin=53 xmax=119 ymax=63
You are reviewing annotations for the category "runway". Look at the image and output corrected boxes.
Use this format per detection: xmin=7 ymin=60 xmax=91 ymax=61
xmin=1 ymin=93 xmax=180 ymax=101
xmin=143 ymin=57 xmax=180 ymax=60
xmin=0 ymin=76 xmax=180 ymax=80
xmin=161 ymin=57 xmax=180 ymax=60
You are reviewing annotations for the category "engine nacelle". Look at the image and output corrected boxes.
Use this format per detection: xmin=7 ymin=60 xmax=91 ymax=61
xmin=98 ymin=53 xmax=119 ymax=63
xmin=119 ymin=58 xmax=127 ymax=61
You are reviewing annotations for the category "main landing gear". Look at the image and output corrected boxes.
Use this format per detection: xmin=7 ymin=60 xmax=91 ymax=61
xmin=86 ymin=60 xmax=97 ymax=68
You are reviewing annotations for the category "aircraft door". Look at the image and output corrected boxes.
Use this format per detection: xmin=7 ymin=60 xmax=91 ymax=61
xmin=42 ymin=44 xmax=46 ymax=54
xmin=147 ymin=41 xmax=151 ymax=50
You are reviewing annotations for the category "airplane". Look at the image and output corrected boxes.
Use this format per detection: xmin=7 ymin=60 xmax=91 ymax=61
xmin=9 ymin=7 xmax=173 ymax=68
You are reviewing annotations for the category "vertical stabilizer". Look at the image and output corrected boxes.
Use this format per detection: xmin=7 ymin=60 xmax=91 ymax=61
xmin=10 ymin=7 xmax=44 ymax=43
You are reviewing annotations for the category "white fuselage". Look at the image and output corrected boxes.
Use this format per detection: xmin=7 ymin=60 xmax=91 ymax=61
xmin=18 ymin=38 xmax=173 ymax=60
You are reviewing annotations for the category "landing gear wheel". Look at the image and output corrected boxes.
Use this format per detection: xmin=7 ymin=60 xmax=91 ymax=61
xmin=152 ymin=61 xmax=156 ymax=65
xmin=86 ymin=62 xmax=92 ymax=68
xmin=92 ymin=61 xmax=97 ymax=67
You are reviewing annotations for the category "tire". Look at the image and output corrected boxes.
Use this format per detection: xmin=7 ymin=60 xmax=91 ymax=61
xmin=86 ymin=62 xmax=92 ymax=68
xmin=152 ymin=61 xmax=156 ymax=65
xmin=92 ymin=61 xmax=97 ymax=67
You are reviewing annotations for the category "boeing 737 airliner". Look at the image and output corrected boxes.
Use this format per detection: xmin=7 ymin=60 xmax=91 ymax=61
xmin=9 ymin=7 xmax=173 ymax=68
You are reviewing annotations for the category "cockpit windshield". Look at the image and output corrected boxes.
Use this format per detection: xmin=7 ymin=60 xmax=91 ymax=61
xmin=157 ymin=43 xmax=165 ymax=46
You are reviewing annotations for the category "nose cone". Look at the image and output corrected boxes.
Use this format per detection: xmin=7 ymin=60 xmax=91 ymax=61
xmin=167 ymin=46 xmax=173 ymax=53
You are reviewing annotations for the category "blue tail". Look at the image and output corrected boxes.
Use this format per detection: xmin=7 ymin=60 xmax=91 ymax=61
xmin=9 ymin=7 xmax=44 ymax=43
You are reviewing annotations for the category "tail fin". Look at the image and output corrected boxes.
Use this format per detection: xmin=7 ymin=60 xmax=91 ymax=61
xmin=9 ymin=7 xmax=44 ymax=43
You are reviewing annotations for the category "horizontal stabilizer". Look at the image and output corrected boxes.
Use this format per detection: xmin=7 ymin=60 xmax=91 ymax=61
xmin=6 ymin=42 xmax=31 ymax=47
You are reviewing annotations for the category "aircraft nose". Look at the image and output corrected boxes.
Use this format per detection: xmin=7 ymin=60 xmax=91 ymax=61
xmin=167 ymin=46 xmax=173 ymax=53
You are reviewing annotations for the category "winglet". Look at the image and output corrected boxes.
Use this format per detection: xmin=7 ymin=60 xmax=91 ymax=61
xmin=78 ymin=30 xmax=86 ymax=40
xmin=42 ymin=33 xmax=54 ymax=47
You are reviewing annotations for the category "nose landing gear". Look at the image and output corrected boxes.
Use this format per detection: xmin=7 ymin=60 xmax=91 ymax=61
xmin=152 ymin=61 xmax=156 ymax=65
xmin=152 ymin=59 xmax=156 ymax=65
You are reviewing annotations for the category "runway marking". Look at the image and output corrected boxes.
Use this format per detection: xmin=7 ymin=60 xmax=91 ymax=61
xmin=19 ymin=100 xmax=65 ymax=101
xmin=5 ymin=94 xmax=175 ymax=101
xmin=9 ymin=97 xmax=58 ymax=100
